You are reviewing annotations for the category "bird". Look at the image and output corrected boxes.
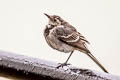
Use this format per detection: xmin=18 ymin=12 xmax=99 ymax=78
xmin=43 ymin=13 xmax=108 ymax=73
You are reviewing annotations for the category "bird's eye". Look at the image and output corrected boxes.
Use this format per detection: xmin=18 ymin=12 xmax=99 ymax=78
xmin=53 ymin=19 xmax=57 ymax=22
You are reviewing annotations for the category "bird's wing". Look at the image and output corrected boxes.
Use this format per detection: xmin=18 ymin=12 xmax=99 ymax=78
xmin=54 ymin=26 xmax=90 ymax=53
xmin=59 ymin=31 xmax=90 ymax=53
xmin=59 ymin=31 xmax=90 ymax=44
xmin=55 ymin=25 xmax=89 ymax=44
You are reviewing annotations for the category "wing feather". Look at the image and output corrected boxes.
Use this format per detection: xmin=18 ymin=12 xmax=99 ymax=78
xmin=59 ymin=32 xmax=90 ymax=44
xmin=55 ymin=26 xmax=90 ymax=53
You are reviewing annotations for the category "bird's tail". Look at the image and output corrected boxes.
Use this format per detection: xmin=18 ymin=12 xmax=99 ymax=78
xmin=74 ymin=41 xmax=108 ymax=73
xmin=85 ymin=52 xmax=108 ymax=73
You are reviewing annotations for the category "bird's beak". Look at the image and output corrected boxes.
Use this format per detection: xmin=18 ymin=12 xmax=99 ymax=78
xmin=44 ymin=13 xmax=52 ymax=20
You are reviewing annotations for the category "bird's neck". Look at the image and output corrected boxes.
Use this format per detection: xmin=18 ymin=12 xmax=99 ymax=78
xmin=44 ymin=21 xmax=68 ymax=37
xmin=44 ymin=24 xmax=55 ymax=37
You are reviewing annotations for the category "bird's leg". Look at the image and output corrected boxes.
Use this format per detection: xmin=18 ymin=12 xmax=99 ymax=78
xmin=56 ymin=51 xmax=74 ymax=68
xmin=65 ymin=51 xmax=74 ymax=64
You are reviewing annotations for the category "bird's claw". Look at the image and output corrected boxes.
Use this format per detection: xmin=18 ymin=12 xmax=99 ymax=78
xmin=56 ymin=63 xmax=71 ymax=69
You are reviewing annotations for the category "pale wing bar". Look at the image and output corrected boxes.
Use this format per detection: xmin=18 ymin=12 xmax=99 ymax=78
xmin=60 ymin=32 xmax=90 ymax=44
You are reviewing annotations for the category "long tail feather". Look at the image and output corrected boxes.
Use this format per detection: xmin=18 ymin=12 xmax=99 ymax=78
xmin=86 ymin=52 xmax=108 ymax=73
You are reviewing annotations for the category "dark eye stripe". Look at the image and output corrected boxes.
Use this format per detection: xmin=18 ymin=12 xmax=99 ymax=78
xmin=54 ymin=19 xmax=56 ymax=22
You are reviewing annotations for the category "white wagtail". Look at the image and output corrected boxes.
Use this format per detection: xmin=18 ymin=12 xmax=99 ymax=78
xmin=44 ymin=13 xmax=108 ymax=73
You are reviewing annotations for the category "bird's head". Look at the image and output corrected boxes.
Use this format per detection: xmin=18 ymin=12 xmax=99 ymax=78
xmin=44 ymin=13 xmax=65 ymax=26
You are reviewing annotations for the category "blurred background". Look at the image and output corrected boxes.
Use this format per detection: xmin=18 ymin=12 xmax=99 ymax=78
xmin=0 ymin=0 xmax=120 ymax=79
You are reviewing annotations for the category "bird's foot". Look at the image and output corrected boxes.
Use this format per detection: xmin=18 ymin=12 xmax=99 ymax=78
xmin=56 ymin=63 xmax=71 ymax=69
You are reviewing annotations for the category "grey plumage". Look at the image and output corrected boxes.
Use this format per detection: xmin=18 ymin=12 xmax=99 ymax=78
xmin=44 ymin=13 xmax=108 ymax=73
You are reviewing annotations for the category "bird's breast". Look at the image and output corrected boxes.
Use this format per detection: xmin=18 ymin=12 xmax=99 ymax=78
xmin=45 ymin=34 xmax=74 ymax=53
xmin=44 ymin=25 xmax=74 ymax=53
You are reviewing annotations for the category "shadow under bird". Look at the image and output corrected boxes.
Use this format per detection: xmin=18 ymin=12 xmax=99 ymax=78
xmin=44 ymin=13 xmax=108 ymax=73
